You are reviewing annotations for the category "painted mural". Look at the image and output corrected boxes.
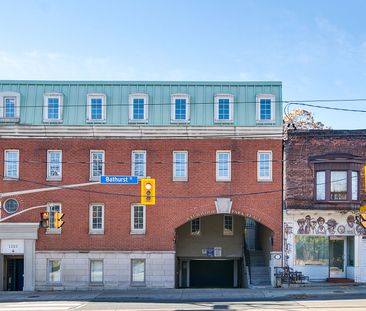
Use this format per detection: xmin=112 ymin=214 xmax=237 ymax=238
xmin=294 ymin=214 xmax=365 ymax=236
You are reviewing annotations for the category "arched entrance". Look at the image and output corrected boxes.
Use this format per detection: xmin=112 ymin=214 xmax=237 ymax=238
xmin=175 ymin=214 xmax=273 ymax=288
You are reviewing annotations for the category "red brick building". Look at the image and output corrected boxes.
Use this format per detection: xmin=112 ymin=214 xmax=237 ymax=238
xmin=284 ymin=130 xmax=366 ymax=282
xmin=0 ymin=81 xmax=283 ymax=290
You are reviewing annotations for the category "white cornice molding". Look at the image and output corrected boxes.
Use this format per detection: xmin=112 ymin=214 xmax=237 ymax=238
xmin=0 ymin=125 xmax=283 ymax=139
xmin=0 ymin=223 xmax=39 ymax=239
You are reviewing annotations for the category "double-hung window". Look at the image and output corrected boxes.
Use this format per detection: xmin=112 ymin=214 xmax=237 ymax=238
xmin=132 ymin=151 xmax=146 ymax=178
xmin=131 ymin=204 xmax=146 ymax=234
xmin=87 ymin=94 xmax=106 ymax=122
xmin=4 ymin=150 xmax=19 ymax=179
xmin=43 ymin=93 xmax=63 ymax=122
xmin=214 ymin=94 xmax=234 ymax=123
xmin=89 ymin=204 xmax=104 ymax=234
xmin=216 ymin=151 xmax=231 ymax=181
xmin=90 ymin=150 xmax=105 ymax=181
xmin=257 ymin=151 xmax=272 ymax=181
xmin=0 ymin=92 xmax=20 ymax=121
xmin=129 ymin=93 xmax=148 ymax=122
xmin=171 ymin=94 xmax=190 ymax=123
xmin=191 ymin=218 xmax=201 ymax=235
xmin=173 ymin=151 xmax=188 ymax=181
xmin=47 ymin=150 xmax=62 ymax=180
xmin=223 ymin=215 xmax=234 ymax=235
xmin=256 ymin=94 xmax=275 ymax=123
xmin=47 ymin=203 xmax=61 ymax=233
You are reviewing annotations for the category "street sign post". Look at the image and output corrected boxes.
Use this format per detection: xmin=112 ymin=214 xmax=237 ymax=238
xmin=100 ymin=176 xmax=138 ymax=185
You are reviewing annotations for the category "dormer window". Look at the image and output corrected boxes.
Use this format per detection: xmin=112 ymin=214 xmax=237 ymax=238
xmin=43 ymin=93 xmax=63 ymax=122
xmin=0 ymin=92 xmax=20 ymax=122
xmin=87 ymin=94 xmax=106 ymax=122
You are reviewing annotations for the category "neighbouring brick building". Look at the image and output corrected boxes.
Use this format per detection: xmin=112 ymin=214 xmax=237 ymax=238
xmin=284 ymin=129 xmax=366 ymax=282
xmin=0 ymin=80 xmax=283 ymax=290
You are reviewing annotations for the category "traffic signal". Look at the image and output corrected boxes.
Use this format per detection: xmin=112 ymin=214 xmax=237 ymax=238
xmin=141 ymin=178 xmax=156 ymax=205
xmin=40 ymin=212 xmax=49 ymax=228
xmin=54 ymin=212 xmax=64 ymax=229
xmin=356 ymin=213 xmax=366 ymax=229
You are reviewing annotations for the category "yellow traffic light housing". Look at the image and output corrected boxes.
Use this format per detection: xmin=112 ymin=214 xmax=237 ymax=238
xmin=54 ymin=212 xmax=64 ymax=229
xmin=356 ymin=206 xmax=366 ymax=229
xmin=40 ymin=212 xmax=49 ymax=228
xmin=141 ymin=178 xmax=156 ymax=205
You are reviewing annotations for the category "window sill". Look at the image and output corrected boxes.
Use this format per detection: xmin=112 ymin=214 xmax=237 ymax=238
xmin=128 ymin=119 xmax=148 ymax=124
xmin=46 ymin=229 xmax=62 ymax=235
xmin=214 ymin=120 xmax=234 ymax=124
xmin=3 ymin=177 xmax=19 ymax=181
xmin=173 ymin=178 xmax=188 ymax=182
xmin=89 ymin=282 xmax=104 ymax=286
xmin=216 ymin=179 xmax=231 ymax=182
xmin=256 ymin=121 xmax=276 ymax=125
xmin=46 ymin=178 xmax=62 ymax=182
xmin=43 ymin=120 xmax=63 ymax=123
xmin=89 ymin=177 xmax=101 ymax=182
xmin=130 ymin=282 xmax=146 ymax=287
xmin=0 ymin=117 xmax=20 ymax=123
xmin=170 ymin=120 xmax=190 ymax=124
xmin=257 ymin=178 xmax=273 ymax=183
xmin=89 ymin=230 xmax=104 ymax=235
xmin=130 ymin=230 xmax=146 ymax=235
xmin=86 ymin=119 xmax=106 ymax=124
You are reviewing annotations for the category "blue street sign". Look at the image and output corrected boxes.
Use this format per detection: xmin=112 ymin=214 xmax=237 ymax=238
xmin=100 ymin=176 xmax=138 ymax=185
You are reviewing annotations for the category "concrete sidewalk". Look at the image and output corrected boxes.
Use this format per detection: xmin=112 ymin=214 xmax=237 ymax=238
xmin=0 ymin=283 xmax=366 ymax=302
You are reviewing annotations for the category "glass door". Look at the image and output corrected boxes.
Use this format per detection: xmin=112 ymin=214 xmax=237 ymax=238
xmin=329 ymin=237 xmax=346 ymax=278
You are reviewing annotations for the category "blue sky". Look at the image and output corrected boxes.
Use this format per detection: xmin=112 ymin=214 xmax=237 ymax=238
xmin=1 ymin=0 xmax=366 ymax=129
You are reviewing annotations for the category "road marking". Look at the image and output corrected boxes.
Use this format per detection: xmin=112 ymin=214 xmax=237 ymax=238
xmin=0 ymin=301 xmax=83 ymax=311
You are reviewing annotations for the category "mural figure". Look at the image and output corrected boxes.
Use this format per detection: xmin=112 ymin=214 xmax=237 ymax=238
xmin=326 ymin=219 xmax=338 ymax=235
xmin=304 ymin=215 xmax=311 ymax=234
xmin=309 ymin=218 xmax=317 ymax=234
xmin=297 ymin=219 xmax=306 ymax=234
xmin=356 ymin=224 xmax=366 ymax=235
xmin=345 ymin=215 xmax=356 ymax=234
xmin=316 ymin=217 xmax=326 ymax=234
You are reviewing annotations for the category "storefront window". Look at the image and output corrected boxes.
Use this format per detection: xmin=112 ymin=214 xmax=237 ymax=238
xmin=295 ymin=236 xmax=329 ymax=265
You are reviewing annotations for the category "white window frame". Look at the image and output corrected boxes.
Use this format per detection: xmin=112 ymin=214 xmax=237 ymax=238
xmin=131 ymin=150 xmax=146 ymax=178
xmin=191 ymin=218 xmax=201 ymax=236
xmin=256 ymin=94 xmax=275 ymax=122
xmin=89 ymin=203 xmax=104 ymax=235
xmin=214 ymin=94 xmax=234 ymax=123
xmin=0 ymin=92 xmax=20 ymax=120
xmin=48 ymin=259 xmax=62 ymax=284
xmin=173 ymin=151 xmax=188 ymax=181
xmin=90 ymin=150 xmax=105 ymax=181
xmin=171 ymin=93 xmax=190 ymax=123
xmin=43 ymin=93 xmax=63 ymax=122
xmin=223 ymin=214 xmax=234 ymax=236
xmin=216 ymin=150 xmax=231 ymax=181
xmin=130 ymin=204 xmax=146 ymax=235
xmin=4 ymin=149 xmax=19 ymax=180
xmin=257 ymin=150 xmax=273 ymax=182
xmin=3 ymin=198 xmax=19 ymax=214
xmin=46 ymin=203 xmax=62 ymax=234
xmin=90 ymin=259 xmax=104 ymax=284
xmin=86 ymin=93 xmax=106 ymax=122
xmin=129 ymin=93 xmax=148 ymax=123
xmin=47 ymin=150 xmax=62 ymax=181
xmin=131 ymin=258 xmax=146 ymax=286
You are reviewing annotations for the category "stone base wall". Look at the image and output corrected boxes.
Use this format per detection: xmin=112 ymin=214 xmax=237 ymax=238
xmin=35 ymin=251 xmax=175 ymax=290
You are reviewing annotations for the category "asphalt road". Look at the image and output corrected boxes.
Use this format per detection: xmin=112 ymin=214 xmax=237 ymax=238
xmin=1 ymin=297 xmax=366 ymax=311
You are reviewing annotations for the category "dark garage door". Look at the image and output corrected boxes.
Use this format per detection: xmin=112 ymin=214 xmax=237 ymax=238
xmin=190 ymin=260 xmax=234 ymax=288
